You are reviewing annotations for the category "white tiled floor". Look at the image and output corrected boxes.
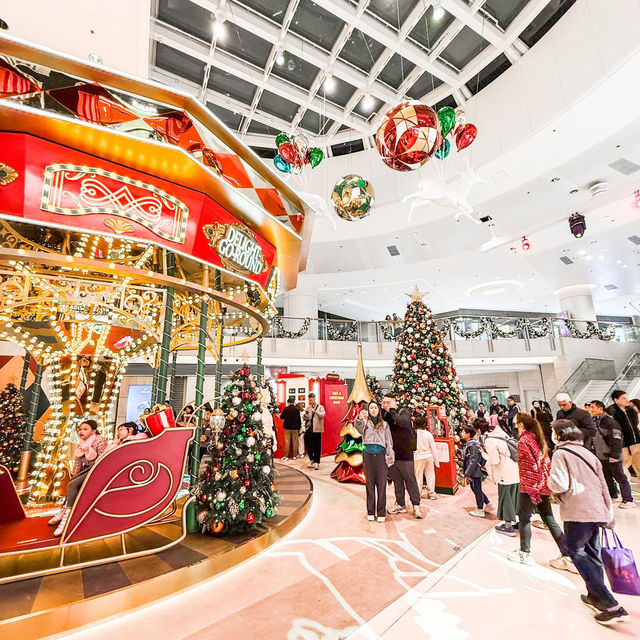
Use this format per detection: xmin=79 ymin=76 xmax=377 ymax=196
xmin=349 ymin=503 xmax=640 ymax=639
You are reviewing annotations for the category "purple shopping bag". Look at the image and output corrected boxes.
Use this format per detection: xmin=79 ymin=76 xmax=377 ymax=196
xmin=601 ymin=529 xmax=640 ymax=596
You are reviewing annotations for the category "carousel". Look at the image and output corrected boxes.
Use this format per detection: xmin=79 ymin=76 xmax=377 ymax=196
xmin=0 ymin=33 xmax=312 ymax=584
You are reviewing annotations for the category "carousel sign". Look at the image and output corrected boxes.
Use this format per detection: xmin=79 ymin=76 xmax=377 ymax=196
xmin=203 ymin=222 xmax=268 ymax=276
xmin=40 ymin=164 xmax=190 ymax=243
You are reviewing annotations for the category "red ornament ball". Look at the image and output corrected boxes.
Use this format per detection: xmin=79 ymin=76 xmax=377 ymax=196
xmin=376 ymin=101 xmax=440 ymax=171
xmin=246 ymin=511 xmax=255 ymax=524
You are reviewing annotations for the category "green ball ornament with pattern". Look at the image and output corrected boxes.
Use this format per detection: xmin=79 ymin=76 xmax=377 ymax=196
xmin=238 ymin=500 xmax=245 ymax=510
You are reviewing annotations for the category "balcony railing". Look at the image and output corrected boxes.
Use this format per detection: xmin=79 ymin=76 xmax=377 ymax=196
xmin=264 ymin=315 xmax=640 ymax=345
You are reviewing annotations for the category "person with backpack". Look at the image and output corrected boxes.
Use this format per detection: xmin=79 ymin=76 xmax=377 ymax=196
xmin=547 ymin=420 xmax=629 ymax=627
xmin=484 ymin=418 xmax=520 ymax=536
xmin=588 ymin=400 xmax=635 ymax=508
xmin=507 ymin=412 xmax=570 ymax=568
xmin=462 ymin=426 xmax=490 ymax=517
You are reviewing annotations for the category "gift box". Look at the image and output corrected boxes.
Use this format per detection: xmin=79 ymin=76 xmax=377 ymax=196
xmin=142 ymin=405 xmax=176 ymax=436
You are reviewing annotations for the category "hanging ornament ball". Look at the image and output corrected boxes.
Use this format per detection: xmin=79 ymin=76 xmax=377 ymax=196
xmin=262 ymin=465 xmax=271 ymax=474
xmin=375 ymin=101 xmax=440 ymax=171
xmin=246 ymin=436 xmax=256 ymax=447
xmin=331 ymin=174 xmax=375 ymax=221
xmin=216 ymin=442 xmax=224 ymax=450
xmin=240 ymin=486 xmax=247 ymax=494
xmin=266 ymin=508 xmax=273 ymax=518
xmin=197 ymin=511 xmax=207 ymax=524
xmin=210 ymin=520 xmax=224 ymax=533
xmin=275 ymin=132 xmax=290 ymax=147
xmin=232 ymin=397 xmax=241 ymax=405
xmin=252 ymin=412 xmax=262 ymax=422
xmin=246 ymin=512 xmax=255 ymax=525
xmin=215 ymin=491 xmax=227 ymax=502
xmin=246 ymin=454 xmax=255 ymax=462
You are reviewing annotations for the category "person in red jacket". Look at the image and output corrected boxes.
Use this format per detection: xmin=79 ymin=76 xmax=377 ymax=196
xmin=507 ymin=412 xmax=570 ymax=569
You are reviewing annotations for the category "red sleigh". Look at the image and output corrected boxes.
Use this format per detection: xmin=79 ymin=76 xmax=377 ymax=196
xmin=0 ymin=421 xmax=194 ymax=584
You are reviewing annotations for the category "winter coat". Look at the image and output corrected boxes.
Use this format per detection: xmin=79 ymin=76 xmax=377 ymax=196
xmin=415 ymin=429 xmax=440 ymax=464
xmin=593 ymin=414 xmax=623 ymax=461
xmin=547 ymin=442 xmax=613 ymax=524
xmin=556 ymin=404 xmax=597 ymax=452
xmin=280 ymin=404 xmax=302 ymax=430
xmin=484 ymin=427 xmax=520 ymax=485
xmin=304 ymin=403 xmax=326 ymax=433
xmin=606 ymin=403 xmax=640 ymax=449
xmin=383 ymin=407 xmax=415 ymax=461
xmin=506 ymin=404 xmax=520 ymax=430
xmin=489 ymin=403 xmax=506 ymax=416
xmin=72 ymin=434 xmax=108 ymax=476
xmin=517 ymin=430 xmax=552 ymax=503
xmin=354 ymin=418 xmax=395 ymax=467
xmin=463 ymin=439 xmax=484 ymax=479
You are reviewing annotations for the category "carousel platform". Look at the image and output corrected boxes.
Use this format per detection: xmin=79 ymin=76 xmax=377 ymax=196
xmin=0 ymin=464 xmax=312 ymax=640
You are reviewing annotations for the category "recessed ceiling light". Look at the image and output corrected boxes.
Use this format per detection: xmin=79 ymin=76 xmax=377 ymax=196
xmin=433 ymin=4 xmax=445 ymax=20
xmin=361 ymin=94 xmax=374 ymax=111
xmin=275 ymin=51 xmax=285 ymax=66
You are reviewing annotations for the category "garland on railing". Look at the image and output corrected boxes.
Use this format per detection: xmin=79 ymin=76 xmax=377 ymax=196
xmin=326 ymin=320 xmax=358 ymax=341
xmin=526 ymin=318 xmax=552 ymax=338
xmin=561 ymin=320 xmax=616 ymax=341
xmin=273 ymin=317 xmax=311 ymax=339
xmin=439 ymin=317 xmax=551 ymax=340
xmin=486 ymin=318 xmax=526 ymax=338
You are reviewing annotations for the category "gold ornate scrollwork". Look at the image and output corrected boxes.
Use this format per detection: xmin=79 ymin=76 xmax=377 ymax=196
xmin=0 ymin=163 xmax=18 ymax=186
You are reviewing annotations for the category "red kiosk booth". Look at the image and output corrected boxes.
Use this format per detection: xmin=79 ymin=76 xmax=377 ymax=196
xmin=427 ymin=405 xmax=459 ymax=495
xmin=274 ymin=374 xmax=348 ymax=458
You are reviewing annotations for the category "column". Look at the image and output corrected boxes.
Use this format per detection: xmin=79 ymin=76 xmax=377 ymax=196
xmin=557 ymin=284 xmax=597 ymax=321
xmin=283 ymin=278 xmax=319 ymax=338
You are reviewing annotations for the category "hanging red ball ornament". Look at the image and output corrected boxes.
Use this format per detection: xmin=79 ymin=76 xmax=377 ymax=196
xmin=246 ymin=512 xmax=255 ymax=524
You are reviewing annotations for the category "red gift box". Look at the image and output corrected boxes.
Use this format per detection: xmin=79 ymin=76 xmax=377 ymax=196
xmin=143 ymin=407 xmax=176 ymax=436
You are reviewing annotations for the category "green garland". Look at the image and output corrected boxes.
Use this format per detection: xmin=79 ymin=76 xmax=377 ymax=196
xmin=273 ymin=317 xmax=311 ymax=339
xmin=562 ymin=320 xmax=615 ymax=341
xmin=326 ymin=320 xmax=358 ymax=341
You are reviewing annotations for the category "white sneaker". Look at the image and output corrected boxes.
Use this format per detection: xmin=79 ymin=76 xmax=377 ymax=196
xmin=550 ymin=556 xmax=579 ymax=574
xmin=413 ymin=505 xmax=424 ymax=519
xmin=48 ymin=508 xmax=64 ymax=525
xmin=367 ymin=515 xmax=375 ymax=521
xmin=387 ymin=504 xmax=407 ymax=514
xmin=282 ymin=457 xmax=288 ymax=461
xmin=619 ymin=501 xmax=636 ymax=509
xmin=429 ymin=494 xmax=437 ymax=500
xmin=313 ymin=463 xmax=319 ymax=470
xmin=53 ymin=508 xmax=70 ymax=537
xmin=507 ymin=550 xmax=535 ymax=566
xmin=377 ymin=516 xmax=386 ymax=523
xmin=469 ymin=508 xmax=485 ymax=518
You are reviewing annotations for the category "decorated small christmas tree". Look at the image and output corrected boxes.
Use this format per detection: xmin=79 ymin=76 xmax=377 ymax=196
xmin=331 ymin=344 xmax=373 ymax=484
xmin=365 ymin=372 xmax=383 ymax=403
xmin=0 ymin=383 xmax=26 ymax=475
xmin=391 ymin=286 xmax=466 ymax=431
xmin=196 ymin=365 xmax=280 ymax=535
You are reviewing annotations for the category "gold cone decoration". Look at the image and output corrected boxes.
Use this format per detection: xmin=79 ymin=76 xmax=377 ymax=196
xmin=339 ymin=422 xmax=360 ymax=438
xmin=348 ymin=343 xmax=374 ymax=405
xmin=335 ymin=451 xmax=363 ymax=467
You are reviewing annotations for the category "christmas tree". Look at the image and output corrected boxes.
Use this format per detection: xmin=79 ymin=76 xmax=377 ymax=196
xmin=0 ymin=383 xmax=26 ymax=475
xmin=196 ymin=365 xmax=281 ymax=535
xmin=365 ymin=372 xmax=383 ymax=402
xmin=331 ymin=344 xmax=372 ymax=484
xmin=391 ymin=286 xmax=466 ymax=431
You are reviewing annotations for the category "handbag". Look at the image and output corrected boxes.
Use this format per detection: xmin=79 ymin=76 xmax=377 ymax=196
xmin=601 ymin=529 xmax=640 ymax=596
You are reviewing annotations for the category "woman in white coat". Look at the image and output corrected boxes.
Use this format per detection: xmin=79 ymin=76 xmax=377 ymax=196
xmin=414 ymin=416 xmax=440 ymax=500
xmin=484 ymin=421 xmax=520 ymax=536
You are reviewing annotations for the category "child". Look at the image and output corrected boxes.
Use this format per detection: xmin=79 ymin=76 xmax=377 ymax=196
xmin=354 ymin=401 xmax=395 ymax=522
xmin=414 ymin=416 xmax=440 ymax=500
xmin=462 ymin=426 xmax=489 ymax=517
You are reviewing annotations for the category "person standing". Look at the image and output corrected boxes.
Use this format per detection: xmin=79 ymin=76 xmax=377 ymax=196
xmin=414 ymin=416 xmax=440 ymax=500
xmin=484 ymin=419 xmax=520 ymax=536
xmin=355 ymin=401 xmax=395 ymax=522
xmin=304 ymin=393 xmax=325 ymax=470
xmin=476 ymin=402 xmax=486 ymax=419
xmin=507 ymin=413 xmax=569 ymax=568
xmin=279 ymin=397 xmax=301 ymax=460
xmin=506 ymin=396 xmax=520 ymax=436
xmin=606 ymin=389 xmax=640 ymax=477
xmin=382 ymin=395 xmax=423 ymax=519
xmin=461 ymin=426 xmax=489 ymax=517
xmin=588 ymin=400 xmax=634 ymax=508
xmin=547 ymin=420 xmax=629 ymax=626
xmin=533 ymin=405 xmax=554 ymax=453
xmin=489 ymin=395 xmax=507 ymax=417
xmin=556 ymin=393 xmax=597 ymax=452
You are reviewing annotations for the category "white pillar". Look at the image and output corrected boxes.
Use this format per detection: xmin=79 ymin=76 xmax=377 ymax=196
xmin=557 ymin=284 xmax=597 ymax=321
xmin=283 ymin=278 xmax=319 ymax=338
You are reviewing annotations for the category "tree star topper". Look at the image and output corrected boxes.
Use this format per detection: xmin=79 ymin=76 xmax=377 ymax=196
xmin=406 ymin=285 xmax=428 ymax=302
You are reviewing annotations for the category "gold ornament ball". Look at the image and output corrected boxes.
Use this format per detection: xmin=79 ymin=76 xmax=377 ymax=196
xmin=331 ymin=174 xmax=375 ymax=221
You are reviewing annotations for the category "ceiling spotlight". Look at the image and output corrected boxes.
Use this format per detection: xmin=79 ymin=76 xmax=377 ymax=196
xmin=213 ymin=18 xmax=227 ymax=38
xmin=324 ymin=73 xmax=336 ymax=93
xmin=521 ymin=236 xmax=530 ymax=251
xmin=569 ymin=212 xmax=587 ymax=239
xmin=362 ymin=94 xmax=374 ymax=111
xmin=275 ymin=51 xmax=285 ymax=66
xmin=433 ymin=3 xmax=445 ymax=20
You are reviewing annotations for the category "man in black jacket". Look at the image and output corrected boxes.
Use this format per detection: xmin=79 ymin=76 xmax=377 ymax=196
xmin=589 ymin=400 xmax=634 ymax=507
xmin=506 ymin=396 xmax=520 ymax=436
xmin=279 ymin=397 xmax=301 ymax=460
xmin=606 ymin=389 xmax=640 ymax=478
xmin=489 ymin=395 xmax=507 ymax=417
xmin=382 ymin=395 xmax=423 ymax=519
xmin=556 ymin=393 xmax=597 ymax=452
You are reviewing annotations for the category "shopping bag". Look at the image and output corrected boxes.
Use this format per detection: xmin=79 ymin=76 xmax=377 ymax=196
xmin=601 ymin=529 xmax=640 ymax=596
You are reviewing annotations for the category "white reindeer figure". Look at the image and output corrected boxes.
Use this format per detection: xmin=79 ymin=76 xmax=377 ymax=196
xmin=299 ymin=191 xmax=337 ymax=230
xmin=402 ymin=168 xmax=485 ymax=224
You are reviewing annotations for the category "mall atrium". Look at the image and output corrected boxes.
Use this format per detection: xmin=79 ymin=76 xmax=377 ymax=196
xmin=0 ymin=1 xmax=639 ymax=638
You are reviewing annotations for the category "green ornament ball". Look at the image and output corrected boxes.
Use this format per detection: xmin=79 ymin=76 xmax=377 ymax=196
xmin=237 ymin=435 xmax=244 ymax=442
xmin=215 ymin=502 xmax=222 ymax=510
xmin=255 ymin=453 xmax=261 ymax=461
xmin=266 ymin=508 xmax=273 ymax=518
xmin=238 ymin=500 xmax=245 ymax=510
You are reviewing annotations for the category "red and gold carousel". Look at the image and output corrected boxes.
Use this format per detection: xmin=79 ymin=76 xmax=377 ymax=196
xmin=0 ymin=33 xmax=312 ymax=583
